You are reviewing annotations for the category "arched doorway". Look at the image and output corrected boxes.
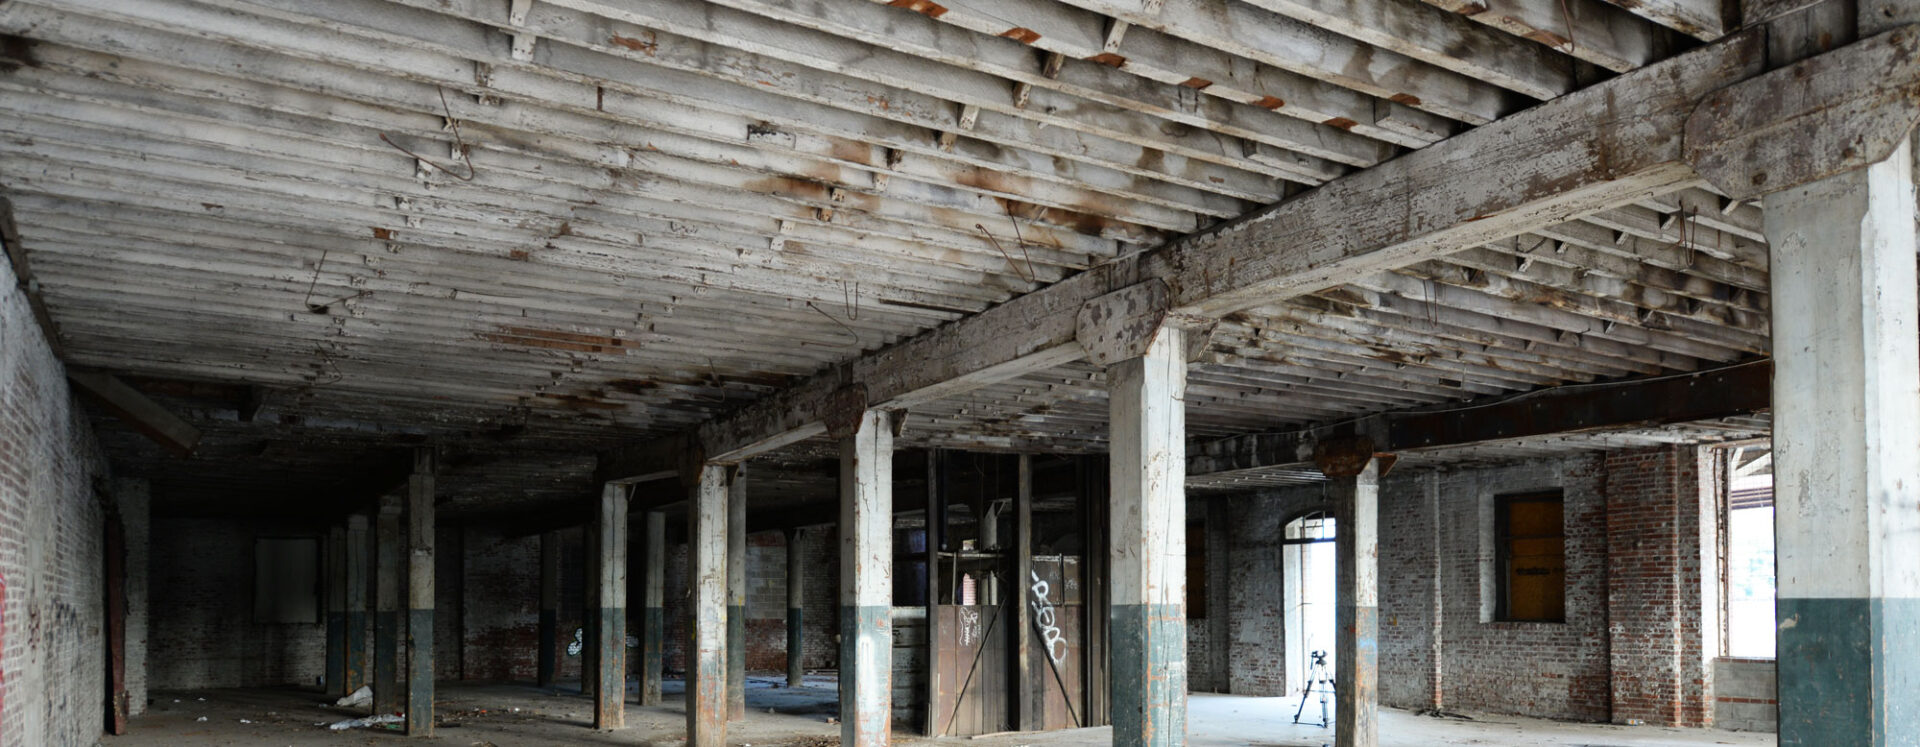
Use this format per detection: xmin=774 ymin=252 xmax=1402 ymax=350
xmin=1282 ymin=510 xmax=1337 ymax=696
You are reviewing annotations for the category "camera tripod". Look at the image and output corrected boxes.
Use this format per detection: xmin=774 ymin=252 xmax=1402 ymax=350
xmin=1291 ymin=650 xmax=1335 ymax=728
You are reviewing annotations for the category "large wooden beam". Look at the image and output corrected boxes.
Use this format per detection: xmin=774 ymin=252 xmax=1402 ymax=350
xmin=66 ymin=370 xmax=201 ymax=456
xmin=1188 ymin=359 xmax=1771 ymax=477
xmin=604 ymin=29 xmax=1772 ymax=475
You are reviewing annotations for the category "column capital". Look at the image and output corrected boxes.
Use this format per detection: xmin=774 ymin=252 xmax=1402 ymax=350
xmin=1076 ymin=280 xmax=1215 ymax=366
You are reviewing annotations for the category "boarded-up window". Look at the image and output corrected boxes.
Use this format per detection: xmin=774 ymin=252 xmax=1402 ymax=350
xmin=254 ymin=537 xmax=320 ymax=624
xmin=1187 ymin=523 xmax=1207 ymax=620
xmin=1497 ymin=492 xmax=1565 ymax=622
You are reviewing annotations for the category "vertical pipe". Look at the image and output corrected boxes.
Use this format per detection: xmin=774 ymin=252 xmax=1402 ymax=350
xmin=537 ymin=530 xmax=560 ymax=688
xmin=687 ymin=466 xmax=730 ymax=747
xmin=839 ymin=410 xmax=895 ymax=747
xmin=728 ymin=466 xmax=749 ymax=720
xmin=1332 ymin=459 xmax=1379 ymax=747
xmin=786 ymin=526 xmax=806 ymax=689
xmin=642 ymin=510 xmax=666 ymax=706
xmin=1107 ymin=327 xmax=1187 ymax=747
xmin=591 ymin=483 xmax=629 ymax=729
xmin=405 ymin=448 xmax=436 ymax=736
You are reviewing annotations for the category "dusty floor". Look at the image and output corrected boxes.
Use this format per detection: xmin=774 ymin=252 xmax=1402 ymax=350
xmin=109 ymin=679 xmax=1776 ymax=746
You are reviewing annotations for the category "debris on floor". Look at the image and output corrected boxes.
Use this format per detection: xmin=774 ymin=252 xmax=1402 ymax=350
xmin=332 ymin=686 xmax=373 ymax=707
xmin=326 ymin=713 xmax=403 ymax=731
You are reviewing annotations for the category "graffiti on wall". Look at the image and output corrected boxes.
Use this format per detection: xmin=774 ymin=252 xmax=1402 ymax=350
xmin=1028 ymin=570 xmax=1067 ymax=664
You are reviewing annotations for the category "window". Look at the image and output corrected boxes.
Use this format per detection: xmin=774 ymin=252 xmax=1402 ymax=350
xmin=1496 ymin=491 xmax=1565 ymax=622
xmin=253 ymin=537 xmax=320 ymax=624
xmin=1723 ymin=446 xmax=1775 ymax=658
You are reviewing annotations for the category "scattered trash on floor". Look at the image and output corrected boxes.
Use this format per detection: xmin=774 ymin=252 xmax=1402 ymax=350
xmin=194 ymin=717 xmax=207 ymax=722
xmin=327 ymin=713 xmax=404 ymax=731
xmin=238 ymin=719 xmax=251 ymax=724
xmin=333 ymin=685 xmax=373 ymax=707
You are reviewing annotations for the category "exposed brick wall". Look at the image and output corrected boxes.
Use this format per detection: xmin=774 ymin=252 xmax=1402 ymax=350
xmin=1604 ymin=446 xmax=1715 ymax=727
xmin=459 ymin=526 xmax=542 ymax=682
xmin=663 ymin=525 xmax=837 ymax=674
xmin=1213 ymin=448 xmax=1719 ymax=726
xmin=148 ymin=518 xmax=328 ymax=690
xmin=0 ymin=258 xmax=111 ymax=747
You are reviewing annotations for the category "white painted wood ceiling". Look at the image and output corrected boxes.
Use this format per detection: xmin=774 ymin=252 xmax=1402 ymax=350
xmin=0 ymin=0 xmax=1764 ymax=513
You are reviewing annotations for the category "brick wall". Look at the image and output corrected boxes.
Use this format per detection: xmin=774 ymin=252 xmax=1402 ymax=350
xmin=663 ymin=525 xmax=837 ymax=674
xmin=0 ymin=257 xmax=112 ymax=747
xmin=148 ymin=518 xmax=330 ymax=690
xmin=1212 ymin=448 xmax=1719 ymax=726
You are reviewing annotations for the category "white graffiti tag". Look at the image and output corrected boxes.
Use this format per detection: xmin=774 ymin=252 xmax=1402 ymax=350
xmin=1029 ymin=571 xmax=1068 ymax=664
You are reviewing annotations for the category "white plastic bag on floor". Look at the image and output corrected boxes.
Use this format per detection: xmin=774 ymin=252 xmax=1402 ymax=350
xmin=333 ymin=686 xmax=373 ymax=707
xmin=326 ymin=713 xmax=402 ymax=731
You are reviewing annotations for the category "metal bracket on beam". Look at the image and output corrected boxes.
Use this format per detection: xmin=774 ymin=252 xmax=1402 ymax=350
xmin=1685 ymin=24 xmax=1920 ymax=200
xmin=1075 ymin=280 xmax=1216 ymax=366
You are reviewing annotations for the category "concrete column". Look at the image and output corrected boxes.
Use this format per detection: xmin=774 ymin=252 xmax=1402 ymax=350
xmin=405 ymin=449 xmax=435 ymax=736
xmin=591 ymin=483 xmax=629 ymax=729
xmin=687 ymin=465 xmax=730 ymax=747
xmin=326 ymin=525 xmax=348 ymax=697
xmin=727 ymin=466 xmax=748 ymax=720
xmin=537 ymin=530 xmax=560 ymax=688
xmin=786 ymin=527 xmax=805 ymax=689
xmin=345 ymin=513 xmax=370 ymax=693
xmin=1330 ymin=458 xmax=1380 ymax=747
xmin=1765 ymin=136 xmax=1920 ymax=746
xmin=375 ymin=492 xmax=404 ymax=715
xmin=1107 ymin=325 xmax=1187 ymax=747
xmin=641 ymin=510 xmax=666 ymax=706
xmin=839 ymin=409 xmax=894 ymax=747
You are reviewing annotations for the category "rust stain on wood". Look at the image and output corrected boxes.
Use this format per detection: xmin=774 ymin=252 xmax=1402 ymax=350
xmin=887 ymin=0 xmax=949 ymax=18
xmin=371 ymin=227 xmax=395 ymax=240
xmin=1087 ymin=52 xmax=1127 ymax=68
xmin=1324 ymin=117 xmax=1358 ymax=130
xmin=1000 ymin=27 xmax=1041 ymax=44
xmin=1180 ymin=77 xmax=1213 ymax=90
xmin=1389 ymin=93 xmax=1422 ymax=106
xmin=1254 ymin=96 xmax=1285 ymax=110
xmin=481 ymin=326 xmax=630 ymax=354
xmin=609 ymin=33 xmax=658 ymax=56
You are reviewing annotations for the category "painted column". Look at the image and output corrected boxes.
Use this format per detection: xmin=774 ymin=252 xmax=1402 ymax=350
xmin=728 ymin=465 xmax=748 ymax=720
xmin=591 ymin=482 xmax=629 ymax=729
xmin=1329 ymin=458 xmax=1379 ymax=747
xmin=375 ymin=491 xmax=404 ymax=715
xmin=1766 ymin=136 xmax=1920 ymax=746
xmin=839 ymin=409 xmax=895 ymax=747
xmin=405 ymin=448 xmax=435 ymax=736
xmin=687 ymin=465 xmax=730 ymax=747
xmin=325 ymin=525 xmax=348 ymax=698
xmin=642 ymin=509 xmax=666 ymax=706
xmin=537 ymin=530 xmax=560 ymax=688
xmin=786 ymin=526 xmax=805 ymax=689
xmin=1107 ymin=325 xmax=1186 ymax=747
xmin=345 ymin=513 xmax=370 ymax=693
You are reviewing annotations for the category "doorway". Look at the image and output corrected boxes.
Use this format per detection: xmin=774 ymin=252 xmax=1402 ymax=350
xmin=1282 ymin=511 xmax=1336 ymax=696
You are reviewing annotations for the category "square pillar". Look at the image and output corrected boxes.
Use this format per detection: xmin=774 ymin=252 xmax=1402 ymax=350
xmin=641 ymin=509 xmax=666 ymax=706
xmin=590 ymin=483 xmax=629 ymax=729
xmin=537 ymin=530 xmax=560 ymax=688
xmin=375 ymin=492 xmax=404 ymax=715
xmin=839 ymin=409 xmax=895 ymax=747
xmin=1766 ymin=136 xmax=1920 ymax=746
xmin=325 ymin=525 xmax=348 ymax=698
xmin=1107 ymin=325 xmax=1188 ymax=747
xmin=728 ymin=466 xmax=748 ymax=720
xmin=404 ymin=448 xmax=435 ymax=736
xmin=345 ymin=513 xmax=370 ymax=693
xmin=1328 ymin=457 xmax=1379 ymax=747
xmin=786 ymin=527 xmax=806 ymax=689
xmin=687 ymin=465 xmax=730 ymax=747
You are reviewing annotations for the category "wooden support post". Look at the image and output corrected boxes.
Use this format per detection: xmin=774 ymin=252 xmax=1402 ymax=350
xmin=345 ymin=513 xmax=370 ymax=694
xmin=642 ymin=510 xmax=666 ymax=706
xmin=537 ymin=530 xmax=560 ymax=688
xmin=728 ymin=466 xmax=748 ymax=721
xmin=839 ymin=409 xmax=895 ymax=747
xmin=786 ymin=526 xmax=806 ymax=689
xmin=688 ymin=465 xmax=730 ymax=747
xmin=325 ymin=525 xmax=348 ymax=698
xmin=405 ymin=448 xmax=435 ymax=736
xmin=1326 ymin=456 xmax=1380 ymax=747
xmin=1014 ymin=454 xmax=1034 ymax=730
xmin=924 ymin=450 xmax=943 ymax=736
xmin=1766 ymin=134 xmax=1920 ymax=746
xmin=374 ymin=492 xmax=404 ymax=716
xmin=591 ymin=483 xmax=629 ymax=729
xmin=1107 ymin=326 xmax=1187 ymax=747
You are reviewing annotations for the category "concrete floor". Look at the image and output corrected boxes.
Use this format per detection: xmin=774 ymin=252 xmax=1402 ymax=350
xmin=109 ymin=680 xmax=1776 ymax=746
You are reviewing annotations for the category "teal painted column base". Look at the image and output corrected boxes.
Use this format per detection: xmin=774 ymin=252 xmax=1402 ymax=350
xmin=1111 ymin=603 xmax=1187 ymax=747
xmin=1778 ymin=597 xmax=1920 ymax=747
xmin=839 ymin=605 xmax=893 ymax=747
xmin=345 ymin=610 xmax=369 ymax=692
xmin=787 ymin=607 xmax=805 ymax=687
xmin=325 ymin=612 xmax=347 ymax=697
xmin=641 ymin=606 xmax=665 ymax=705
xmin=406 ymin=608 xmax=434 ymax=736
xmin=375 ymin=610 xmax=403 ymax=714
xmin=728 ymin=605 xmax=747 ymax=720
